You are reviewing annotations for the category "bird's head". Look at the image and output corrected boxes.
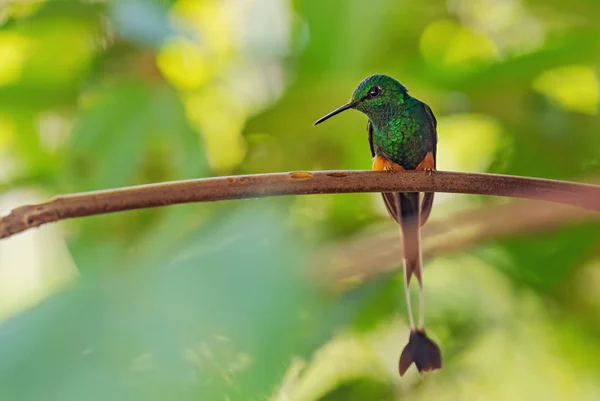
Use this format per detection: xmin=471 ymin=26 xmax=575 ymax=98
xmin=314 ymin=74 xmax=408 ymax=126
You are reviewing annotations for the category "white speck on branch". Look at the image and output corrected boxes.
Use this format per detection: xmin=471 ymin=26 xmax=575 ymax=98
xmin=1 ymin=170 xmax=599 ymax=240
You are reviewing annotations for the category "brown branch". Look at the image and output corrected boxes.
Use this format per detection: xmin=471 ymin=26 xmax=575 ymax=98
xmin=1 ymin=170 xmax=600 ymax=240
xmin=326 ymin=200 xmax=598 ymax=282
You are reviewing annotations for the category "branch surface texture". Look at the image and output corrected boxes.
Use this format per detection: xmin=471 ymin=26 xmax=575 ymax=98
xmin=1 ymin=170 xmax=599 ymax=239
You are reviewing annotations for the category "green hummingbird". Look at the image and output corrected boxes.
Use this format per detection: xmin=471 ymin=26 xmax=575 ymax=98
xmin=314 ymin=74 xmax=441 ymax=376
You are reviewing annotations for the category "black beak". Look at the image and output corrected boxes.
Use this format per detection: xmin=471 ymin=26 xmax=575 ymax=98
xmin=313 ymin=102 xmax=355 ymax=126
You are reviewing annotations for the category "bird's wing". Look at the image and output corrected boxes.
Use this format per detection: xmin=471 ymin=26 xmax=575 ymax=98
xmin=423 ymin=103 xmax=437 ymax=164
xmin=367 ymin=120 xmax=375 ymax=157
xmin=419 ymin=103 xmax=437 ymax=226
xmin=368 ymin=120 xmax=401 ymax=224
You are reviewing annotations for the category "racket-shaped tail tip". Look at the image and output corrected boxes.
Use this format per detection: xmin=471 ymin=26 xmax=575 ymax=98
xmin=399 ymin=329 xmax=442 ymax=376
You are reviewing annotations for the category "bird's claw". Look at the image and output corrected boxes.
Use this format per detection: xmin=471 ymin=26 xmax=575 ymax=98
xmin=423 ymin=167 xmax=436 ymax=176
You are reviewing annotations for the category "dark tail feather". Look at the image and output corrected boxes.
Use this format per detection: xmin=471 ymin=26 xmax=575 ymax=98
xmin=381 ymin=192 xmax=400 ymax=224
xmin=399 ymin=329 xmax=442 ymax=376
xmin=420 ymin=192 xmax=434 ymax=226
xmin=382 ymin=192 xmax=434 ymax=227
xmin=397 ymin=193 xmax=441 ymax=376
xmin=398 ymin=192 xmax=421 ymax=284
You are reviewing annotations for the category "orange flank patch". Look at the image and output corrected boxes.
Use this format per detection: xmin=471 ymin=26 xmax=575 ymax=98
xmin=415 ymin=152 xmax=435 ymax=172
xmin=372 ymin=154 xmax=405 ymax=171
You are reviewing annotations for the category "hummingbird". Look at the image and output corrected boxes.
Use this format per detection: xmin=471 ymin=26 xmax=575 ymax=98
xmin=314 ymin=74 xmax=441 ymax=376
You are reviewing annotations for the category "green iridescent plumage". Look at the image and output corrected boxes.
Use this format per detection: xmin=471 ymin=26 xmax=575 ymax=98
xmin=350 ymin=74 xmax=436 ymax=170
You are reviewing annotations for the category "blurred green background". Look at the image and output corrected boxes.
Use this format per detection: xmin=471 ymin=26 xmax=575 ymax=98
xmin=0 ymin=0 xmax=599 ymax=400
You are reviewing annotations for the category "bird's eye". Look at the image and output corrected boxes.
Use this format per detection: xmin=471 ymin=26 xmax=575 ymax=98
xmin=368 ymin=86 xmax=381 ymax=98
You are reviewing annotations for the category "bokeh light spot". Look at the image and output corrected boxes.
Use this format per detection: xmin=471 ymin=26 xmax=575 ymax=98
xmin=184 ymin=88 xmax=247 ymax=171
xmin=420 ymin=20 xmax=498 ymax=74
xmin=0 ymin=32 xmax=30 ymax=86
xmin=533 ymin=65 xmax=598 ymax=115
xmin=157 ymin=37 xmax=211 ymax=90
xmin=157 ymin=0 xmax=235 ymax=90
xmin=437 ymin=113 xmax=502 ymax=173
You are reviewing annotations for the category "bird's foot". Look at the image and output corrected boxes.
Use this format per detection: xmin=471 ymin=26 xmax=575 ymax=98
xmin=423 ymin=167 xmax=436 ymax=176
xmin=415 ymin=151 xmax=435 ymax=175
xmin=373 ymin=155 xmax=405 ymax=172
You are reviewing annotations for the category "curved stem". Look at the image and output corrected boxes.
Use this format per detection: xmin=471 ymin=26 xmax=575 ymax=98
xmin=327 ymin=200 xmax=598 ymax=282
xmin=1 ymin=170 xmax=599 ymax=240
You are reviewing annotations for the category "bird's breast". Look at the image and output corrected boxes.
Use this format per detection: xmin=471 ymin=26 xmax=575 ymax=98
xmin=373 ymin=127 xmax=426 ymax=170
